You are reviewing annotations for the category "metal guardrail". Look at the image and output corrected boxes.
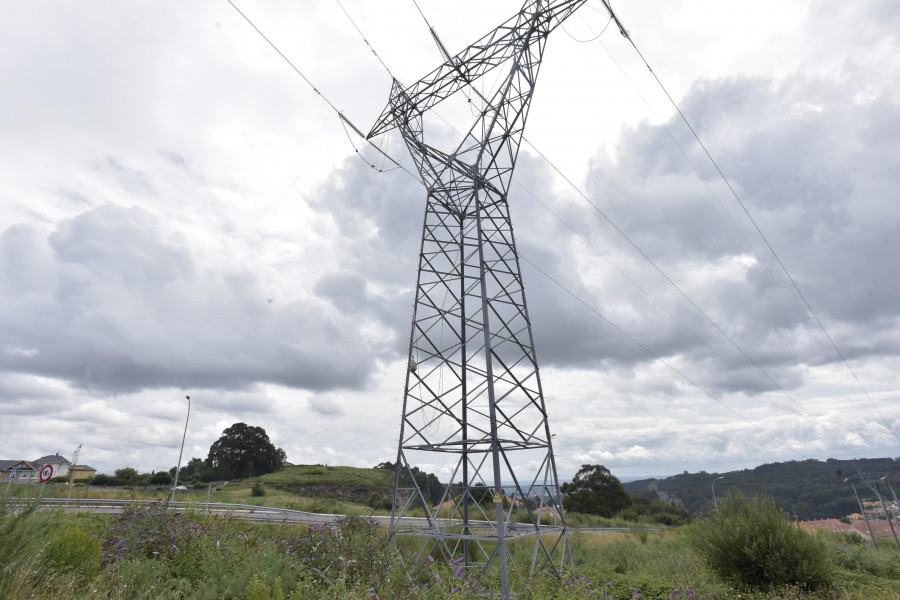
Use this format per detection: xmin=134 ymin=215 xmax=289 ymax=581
xmin=6 ymin=497 xmax=327 ymax=516
xmin=5 ymin=498 xmax=659 ymax=532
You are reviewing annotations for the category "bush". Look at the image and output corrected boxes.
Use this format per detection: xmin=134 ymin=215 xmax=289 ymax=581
xmin=89 ymin=473 xmax=118 ymax=486
xmin=251 ymin=482 xmax=266 ymax=497
xmin=688 ymin=492 xmax=832 ymax=590
xmin=149 ymin=471 xmax=172 ymax=485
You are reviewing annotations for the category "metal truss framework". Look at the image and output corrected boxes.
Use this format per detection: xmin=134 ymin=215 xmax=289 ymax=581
xmin=367 ymin=1 xmax=587 ymax=596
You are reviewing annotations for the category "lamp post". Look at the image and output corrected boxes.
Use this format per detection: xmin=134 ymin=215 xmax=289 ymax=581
xmin=171 ymin=395 xmax=191 ymax=503
xmin=846 ymin=477 xmax=877 ymax=549
xmin=712 ymin=476 xmax=724 ymax=512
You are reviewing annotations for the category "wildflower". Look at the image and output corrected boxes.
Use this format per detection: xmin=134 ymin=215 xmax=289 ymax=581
xmin=427 ymin=554 xmax=435 ymax=563
xmin=454 ymin=565 xmax=465 ymax=579
xmin=451 ymin=586 xmax=461 ymax=594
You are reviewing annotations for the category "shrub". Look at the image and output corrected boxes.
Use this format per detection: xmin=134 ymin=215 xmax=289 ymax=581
xmin=688 ymin=492 xmax=832 ymax=590
xmin=89 ymin=473 xmax=118 ymax=486
xmin=251 ymin=482 xmax=266 ymax=497
xmin=149 ymin=471 xmax=172 ymax=485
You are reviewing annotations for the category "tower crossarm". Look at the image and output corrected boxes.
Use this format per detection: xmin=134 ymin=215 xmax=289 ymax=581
xmin=366 ymin=0 xmax=586 ymax=139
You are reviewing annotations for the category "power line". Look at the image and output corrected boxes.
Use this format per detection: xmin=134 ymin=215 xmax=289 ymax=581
xmin=597 ymin=0 xmax=900 ymax=446
xmin=520 ymin=137 xmax=861 ymax=459
xmin=224 ymin=0 xmax=419 ymax=183
xmin=520 ymin=253 xmax=806 ymax=460
xmin=334 ymin=0 xmax=396 ymax=78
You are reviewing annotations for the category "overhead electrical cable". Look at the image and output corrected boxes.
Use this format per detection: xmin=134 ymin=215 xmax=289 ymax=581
xmin=334 ymin=0 xmax=397 ymax=79
xmin=519 ymin=254 xmax=807 ymax=460
xmin=523 ymin=138 xmax=860 ymax=460
xmin=597 ymin=0 xmax=900 ymax=446
xmin=225 ymin=0 xmax=421 ymax=184
xmin=589 ymin=35 xmax=821 ymax=353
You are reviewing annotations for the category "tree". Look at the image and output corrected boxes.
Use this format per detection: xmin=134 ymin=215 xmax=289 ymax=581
xmin=114 ymin=467 xmax=139 ymax=486
xmin=149 ymin=471 xmax=172 ymax=485
xmin=206 ymin=422 xmax=282 ymax=480
xmin=169 ymin=457 xmax=206 ymax=482
xmin=561 ymin=464 xmax=632 ymax=517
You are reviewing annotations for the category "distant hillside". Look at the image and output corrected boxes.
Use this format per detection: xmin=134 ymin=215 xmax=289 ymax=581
xmin=255 ymin=465 xmax=393 ymax=503
xmin=623 ymin=457 xmax=899 ymax=520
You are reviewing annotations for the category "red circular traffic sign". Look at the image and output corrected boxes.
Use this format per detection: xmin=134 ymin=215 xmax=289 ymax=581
xmin=39 ymin=465 xmax=53 ymax=483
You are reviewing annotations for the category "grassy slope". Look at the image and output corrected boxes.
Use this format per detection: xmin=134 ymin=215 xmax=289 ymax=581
xmin=6 ymin=465 xmax=395 ymax=515
xmin=256 ymin=465 xmax=393 ymax=493
xmin=209 ymin=465 xmax=394 ymax=514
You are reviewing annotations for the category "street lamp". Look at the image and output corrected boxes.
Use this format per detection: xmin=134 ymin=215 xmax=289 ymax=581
xmin=171 ymin=395 xmax=191 ymax=503
xmin=712 ymin=476 xmax=725 ymax=512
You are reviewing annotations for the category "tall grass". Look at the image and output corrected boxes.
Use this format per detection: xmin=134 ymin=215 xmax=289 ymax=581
xmin=2 ymin=497 xmax=900 ymax=599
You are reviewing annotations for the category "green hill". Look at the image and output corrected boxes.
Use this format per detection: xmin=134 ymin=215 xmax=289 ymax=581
xmin=208 ymin=465 xmax=395 ymax=511
xmin=255 ymin=465 xmax=393 ymax=501
xmin=623 ymin=457 xmax=899 ymax=520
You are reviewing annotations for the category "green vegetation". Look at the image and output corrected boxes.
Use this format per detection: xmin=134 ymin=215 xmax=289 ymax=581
xmin=206 ymin=422 xmax=285 ymax=480
xmin=375 ymin=461 xmax=445 ymax=505
xmin=688 ymin=492 xmax=832 ymax=590
xmin=618 ymin=494 xmax=692 ymax=526
xmin=625 ymin=457 xmax=898 ymax=520
xmin=562 ymin=464 xmax=634 ymax=517
xmin=207 ymin=465 xmax=393 ymax=515
xmin=3 ymin=495 xmax=900 ymax=599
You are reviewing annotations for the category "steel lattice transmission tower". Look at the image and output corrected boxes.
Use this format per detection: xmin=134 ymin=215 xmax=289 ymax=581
xmin=367 ymin=0 xmax=587 ymax=595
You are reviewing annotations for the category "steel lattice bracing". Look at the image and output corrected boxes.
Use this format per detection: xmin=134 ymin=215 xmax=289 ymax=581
xmin=367 ymin=1 xmax=587 ymax=596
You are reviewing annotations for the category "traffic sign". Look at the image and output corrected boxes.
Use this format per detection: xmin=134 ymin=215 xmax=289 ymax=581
xmin=9 ymin=466 xmax=18 ymax=480
xmin=39 ymin=465 xmax=54 ymax=483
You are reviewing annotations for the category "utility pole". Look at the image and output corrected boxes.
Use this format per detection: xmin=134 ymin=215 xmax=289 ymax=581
xmin=65 ymin=444 xmax=82 ymax=507
xmin=871 ymin=479 xmax=900 ymax=551
xmin=171 ymin=395 xmax=191 ymax=503
xmin=712 ymin=476 xmax=724 ymax=512
xmin=367 ymin=1 xmax=588 ymax=596
xmin=882 ymin=476 xmax=900 ymax=527
xmin=846 ymin=477 xmax=877 ymax=549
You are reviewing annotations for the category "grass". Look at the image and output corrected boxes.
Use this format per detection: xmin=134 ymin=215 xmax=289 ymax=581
xmin=254 ymin=465 xmax=393 ymax=492
xmin=5 ymin=465 xmax=396 ymax=516
xmin=3 ymin=495 xmax=900 ymax=600
xmin=209 ymin=464 xmax=393 ymax=515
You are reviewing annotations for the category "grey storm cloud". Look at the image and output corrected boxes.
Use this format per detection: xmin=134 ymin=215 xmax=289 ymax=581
xmin=0 ymin=203 xmax=381 ymax=393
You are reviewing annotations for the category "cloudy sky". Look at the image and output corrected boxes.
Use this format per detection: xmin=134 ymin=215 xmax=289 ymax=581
xmin=2 ymin=0 xmax=899 ymax=481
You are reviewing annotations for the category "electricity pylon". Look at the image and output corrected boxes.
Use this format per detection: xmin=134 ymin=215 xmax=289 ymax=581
xmin=367 ymin=1 xmax=586 ymax=596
